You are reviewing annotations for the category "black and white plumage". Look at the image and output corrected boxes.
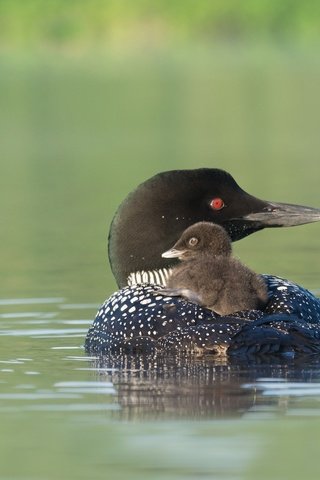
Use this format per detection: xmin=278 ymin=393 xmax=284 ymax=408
xmin=85 ymin=275 xmax=320 ymax=355
xmin=85 ymin=168 xmax=320 ymax=356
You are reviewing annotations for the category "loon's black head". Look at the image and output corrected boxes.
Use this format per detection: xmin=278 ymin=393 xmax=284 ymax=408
xmin=162 ymin=222 xmax=232 ymax=260
xmin=109 ymin=168 xmax=320 ymax=287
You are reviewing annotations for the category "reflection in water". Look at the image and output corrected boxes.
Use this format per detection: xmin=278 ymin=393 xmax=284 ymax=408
xmin=90 ymin=353 xmax=320 ymax=420
xmin=2 ymin=297 xmax=320 ymax=422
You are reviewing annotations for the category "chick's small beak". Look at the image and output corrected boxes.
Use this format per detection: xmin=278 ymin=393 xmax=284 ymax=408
xmin=161 ymin=248 xmax=185 ymax=259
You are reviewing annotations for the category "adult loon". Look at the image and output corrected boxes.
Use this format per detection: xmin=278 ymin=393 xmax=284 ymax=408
xmin=85 ymin=168 xmax=320 ymax=356
xmin=159 ymin=222 xmax=268 ymax=315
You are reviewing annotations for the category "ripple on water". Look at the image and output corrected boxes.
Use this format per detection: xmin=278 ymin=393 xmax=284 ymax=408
xmin=0 ymin=328 xmax=88 ymax=337
xmin=0 ymin=297 xmax=119 ymax=414
xmin=243 ymin=378 xmax=320 ymax=397
xmin=0 ymin=298 xmax=65 ymax=306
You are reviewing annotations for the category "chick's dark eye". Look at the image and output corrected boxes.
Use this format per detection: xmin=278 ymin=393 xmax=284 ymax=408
xmin=188 ymin=237 xmax=198 ymax=247
xmin=210 ymin=198 xmax=225 ymax=210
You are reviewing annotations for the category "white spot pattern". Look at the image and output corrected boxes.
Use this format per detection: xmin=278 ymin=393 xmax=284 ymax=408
xmin=85 ymin=275 xmax=320 ymax=356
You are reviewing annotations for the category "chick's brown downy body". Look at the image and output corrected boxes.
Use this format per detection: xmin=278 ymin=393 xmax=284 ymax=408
xmin=162 ymin=222 xmax=268 ymax=315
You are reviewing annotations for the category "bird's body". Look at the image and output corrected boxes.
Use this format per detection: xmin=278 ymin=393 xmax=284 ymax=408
xmin=166 ymin=255 xmax=268 ymax=315
xmin=85 ymin=168 xmax=320 ymax=356
xmin=160 ymin=222 xmax=268 ymax=315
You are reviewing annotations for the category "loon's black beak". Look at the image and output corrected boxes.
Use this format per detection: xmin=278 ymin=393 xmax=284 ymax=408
xmin=242 ymin=201 xmax=320 ymax=227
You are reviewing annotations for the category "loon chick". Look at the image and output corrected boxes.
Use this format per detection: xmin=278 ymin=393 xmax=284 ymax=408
xmin=85 ymin=168 xmax=320 ymax=355
xmin=159 ymin=222 xmax=268 ymax=315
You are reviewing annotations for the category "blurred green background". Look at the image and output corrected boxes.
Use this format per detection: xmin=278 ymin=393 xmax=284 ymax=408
xmin=1 ymin=0 xmax=320 ymax=302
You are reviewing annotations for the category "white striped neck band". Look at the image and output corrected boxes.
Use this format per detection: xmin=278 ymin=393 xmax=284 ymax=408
xmin=127 ymin=268 xmax=172 ymax=287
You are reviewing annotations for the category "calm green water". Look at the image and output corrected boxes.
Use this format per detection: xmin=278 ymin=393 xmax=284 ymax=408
xmin=1 ymin=44 xmax=320 ymax=479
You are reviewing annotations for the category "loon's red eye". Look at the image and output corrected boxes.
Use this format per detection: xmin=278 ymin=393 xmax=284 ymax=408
xmin=210 ymin=198 xmax=225 ymax=210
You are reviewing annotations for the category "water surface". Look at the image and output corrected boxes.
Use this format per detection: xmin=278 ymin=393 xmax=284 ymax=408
xmin=2 ymin=297 xmax=320 ymax=479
